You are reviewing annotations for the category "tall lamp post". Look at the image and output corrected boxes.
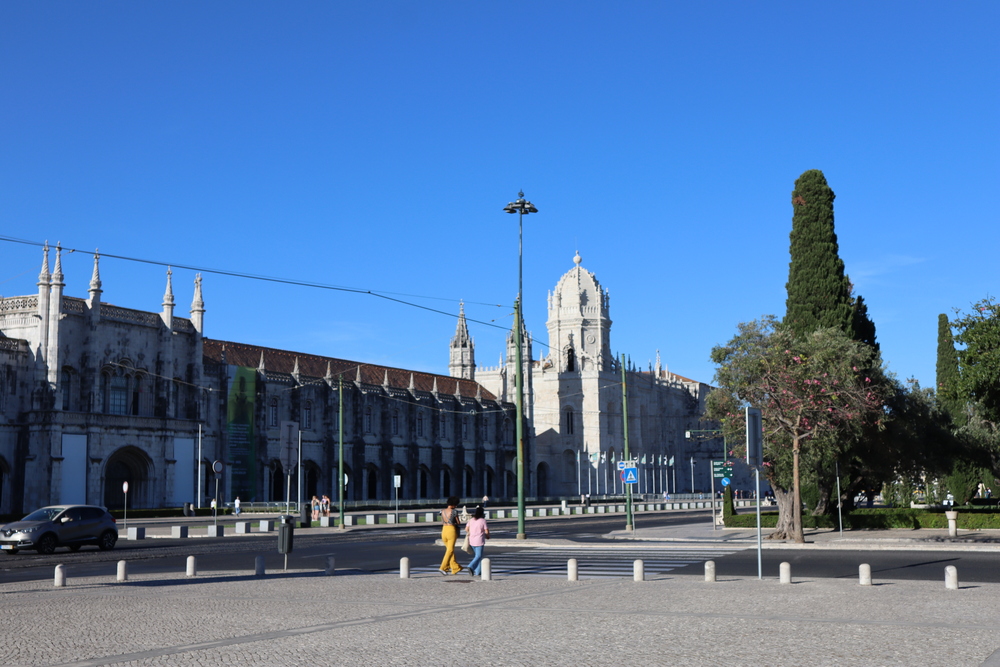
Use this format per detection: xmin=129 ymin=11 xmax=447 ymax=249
xmin=504 ymin=191 xmax=537 ymax=540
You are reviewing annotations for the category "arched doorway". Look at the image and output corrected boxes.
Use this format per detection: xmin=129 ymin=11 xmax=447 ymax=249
xmin=104 ymin=447 xmax=153 ymax=509
xmin=418 ymin=465 xmax=430 ymax=498
xmin=305 ymin=461 xmax=320 ymax=500
xmin=269 ymin=461 xmax=285 ymax=503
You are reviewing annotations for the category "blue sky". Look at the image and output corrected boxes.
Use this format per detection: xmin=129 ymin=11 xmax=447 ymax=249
xmin=1 ymin=2 xmax=997 ymax=390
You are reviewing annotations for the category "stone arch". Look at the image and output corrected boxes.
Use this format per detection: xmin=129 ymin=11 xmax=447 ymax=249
xmin=418 ymin=464 xmax=430 ymax=498
xmin=536 ymin=461 xmax=550 ymax=497
xmin=484 ymin=465 xmax=495 ymax=498
xmin=268 ymin=459 xmax=285 ymax=503
xmin=441 ymin=465 xmax=453 ymax=497
xmin=103 ymin=446 xmax=154 ymax=510
xmin=304 ymin=460 xmax=321 ymax=500
xmin=365 ymin=464 xmax=379 ymax=500
xmin=464 ymin=465 xmax=475 ymax=496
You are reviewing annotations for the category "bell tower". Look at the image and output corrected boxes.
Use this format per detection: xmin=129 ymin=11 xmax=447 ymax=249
xmin=546 ymin=252 xmax=612 ymax=373
xmin=448 ymin=302 xmax=475 ymax=380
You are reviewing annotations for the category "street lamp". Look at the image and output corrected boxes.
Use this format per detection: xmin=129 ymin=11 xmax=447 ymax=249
xmin=504 ymin=191 xmax=537 ymax=540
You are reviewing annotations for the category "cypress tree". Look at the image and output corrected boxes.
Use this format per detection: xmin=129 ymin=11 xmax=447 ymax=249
xmin=936 ymin=313 xmax=965 ymax=425
xmin=783 ymin=170 xmax=854 ymax=337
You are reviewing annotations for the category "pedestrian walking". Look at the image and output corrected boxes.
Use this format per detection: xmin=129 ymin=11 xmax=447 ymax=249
xmin=439 ymin=496 xmax=463 ymax=575
xmin=233 ymin=496 xmax=241 ymax=516
xmin=321 ymin=495 xmax=331 ymax=517
xmin=465 ymin=505 xmax=490 ymax=576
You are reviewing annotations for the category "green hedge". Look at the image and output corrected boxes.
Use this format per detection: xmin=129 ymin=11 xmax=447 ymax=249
xmin=725 ymin=507 xmax=1000 ymax=530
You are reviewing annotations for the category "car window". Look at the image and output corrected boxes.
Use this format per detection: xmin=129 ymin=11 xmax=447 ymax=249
xmin=64 ymin=508 xmax=84 ymax=522
xmin=22 ymin=507 xmax=65 ymax=522
xmin=81 ymin=507 xmax=106 ymax=521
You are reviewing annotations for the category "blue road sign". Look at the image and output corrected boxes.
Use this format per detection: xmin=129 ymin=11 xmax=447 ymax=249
xmin=720 ymin=477 xmax=731 ymax=487
xmin=623 ymin=468 xmax=638 ymax=484
xmin=617 ymin=460 xmax=627 ymax=470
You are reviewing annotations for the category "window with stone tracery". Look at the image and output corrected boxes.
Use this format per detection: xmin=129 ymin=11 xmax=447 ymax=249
xmin=303 ymin=401 xmax=313 ymax=430
xmin=268 ymin=398 xmax=279 ymax=427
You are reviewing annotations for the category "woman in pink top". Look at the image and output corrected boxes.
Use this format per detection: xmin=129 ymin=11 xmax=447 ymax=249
xmin=465 ymin=505 xmax=489 ymax=576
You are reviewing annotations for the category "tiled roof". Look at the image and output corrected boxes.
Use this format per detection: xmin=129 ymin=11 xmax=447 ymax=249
xmin=203 ymin=339 xmax=497 ymax=401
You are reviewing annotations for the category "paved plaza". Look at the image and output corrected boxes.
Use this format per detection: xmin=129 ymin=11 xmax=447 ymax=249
xmin=2 ymin=556 xmax=999 ymax=666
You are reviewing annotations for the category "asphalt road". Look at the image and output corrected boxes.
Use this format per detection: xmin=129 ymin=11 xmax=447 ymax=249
xmin=3 ymin=511 xmax=998 ymax=584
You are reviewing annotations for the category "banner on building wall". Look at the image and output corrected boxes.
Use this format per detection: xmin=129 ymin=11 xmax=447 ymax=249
xmin=227 ymin=366 xmax=257 ymax=500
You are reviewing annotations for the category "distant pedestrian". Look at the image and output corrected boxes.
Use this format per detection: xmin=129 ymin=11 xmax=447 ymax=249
xmin=233 ymin=496 xmax=241 ymax=516
xmin=311 ymin=495 xmax=320 ymax=522
xmin=465 ymin=505 xmax=490 ymax=576
xmin=438 ymin=496 xmax=463 ymax=575
xmin=210 ymin=497 xmax=217 ymax=514
xmin=321 ymin=495 xmax=331 ymax=517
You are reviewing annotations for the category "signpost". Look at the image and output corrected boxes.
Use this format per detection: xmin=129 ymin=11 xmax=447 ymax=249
xmin=212 ymin=460 xmax=224 ymax=528
xmin=746 ymin=406 xmax=764 ymax=579
xmin=122 ymin=481 xmax=129 ymax=534
xmin=280 ymin=421 xmax=298 ymax=514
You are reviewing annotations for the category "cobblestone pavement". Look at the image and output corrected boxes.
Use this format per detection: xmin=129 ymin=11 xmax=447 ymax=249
xmin=2 ymin=564 xmax=999 ymax=667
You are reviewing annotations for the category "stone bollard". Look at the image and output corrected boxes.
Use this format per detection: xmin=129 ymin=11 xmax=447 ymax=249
xmin=399 ymin=557 xmax=410 ymax=579
xmin=117 ymin=560 xmax=128 ymax=582
xmin=127 ymin=526 xmax=145 ymax=540
xmin=779 ymin=561 xmax=791 ymax=584
xmin=482 ymin=558 xmax=491 ymax=581
xmin=859 ymin=563 xmax=872 ymax=586
xmin=54 ymin=564 xmax=66 ymax=588
xmin=945 ymin=565 xmax=959 ymax=590
xmin=186 ymin=555 xmax=197 ymax=577
xmin=255 ymin=556 xmax=265 ymax=577
xmin=945 ymin=511 xmax=958 ymax=538
xmin=325 ymin=556 xmax=336 ymax=575
xmin=568 ymin=558 xmax=579 ymax=582
xmin=171 ymin=526 xmax=188 ymax=539
xmin=633 ymin=559 xmax=644 ymax=582
xmin=258 ymin=520 xmax=275 ymax=532
xmin=705 ymin=560 xmax=716 ymax=583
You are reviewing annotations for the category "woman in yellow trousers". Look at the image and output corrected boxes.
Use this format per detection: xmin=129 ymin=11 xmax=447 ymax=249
xmin=439 ymin=496 xmax=463 ymax=575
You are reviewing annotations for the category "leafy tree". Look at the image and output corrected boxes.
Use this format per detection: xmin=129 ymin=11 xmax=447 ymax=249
xmin=707 ymin=317 xmax=888 ymax=542
xmin=784 ymin=169 xmax=854 ymax=338
xmin=936 ymin=313 xmax=965 ymax=425
xmin=953 ymin=297 xmax=1000 ymax=424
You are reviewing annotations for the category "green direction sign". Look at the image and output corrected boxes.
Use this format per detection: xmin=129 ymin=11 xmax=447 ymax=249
xmin=712 ymin=460 xmax=733 ymax=479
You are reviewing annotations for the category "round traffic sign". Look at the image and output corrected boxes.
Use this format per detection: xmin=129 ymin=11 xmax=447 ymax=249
xmin=720 ymin=477 xmax=731 ymax=487
xmin=212 ymin=460 xmax=224 ymax=474
xmin=122 ymin=481 xmax=129 ymax=493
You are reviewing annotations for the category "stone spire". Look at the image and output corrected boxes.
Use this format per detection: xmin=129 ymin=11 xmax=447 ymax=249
xmin=88 ymin=250 xmax=102 ymax=299
xmin=383 ymin=368 xmax=389 ymax=387
xmin=46 ymin=243 xmax=65 ymax=387
xmin=655 ymin=350 xmax=662 ymax=376
xmin=161 ymin=267 xmax=175 ymax=328
xmin=37 ymin=242 xmax=51 ymax=362
xmin=292 ymin=356 xmax=301 ymax=382
xmin=325 ymin=360 xmax=333 ymax=384
xmin=38 ymin=241 xmax=51 ymax=286
xmin=408 ymin=372 xmax=416 ymax=392
xmin=449 ymin=301 xmax=476 ymax=380
xmin=257 ymin=350 xmax=266 ymax=374
xmin=190 ymin=273 xmax=205 ymax=334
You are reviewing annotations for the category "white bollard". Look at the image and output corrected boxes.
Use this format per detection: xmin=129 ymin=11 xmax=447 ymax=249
xmin=859 ymin=563 xmax=872 ymax=586
xmin=54 ymin=564 xmax=66 ymax=588
xmin=568 ymin=558 xmax=579 ymax=581
xmin=945 ymin=565 xmax=959 ymax=590
xmin=255 ymin=556 xmax=265 ymax=577
xmin=779 ymin=561 xmax=791 ymax=584
xmin=633 ymin=559 xmax=644 ymax=582
xmin=482 ymin=558 xmax=491 ymax=581
xmin=400 ymin=557 xmax=409 ymax=579
xmin=705 ymin=560 xmax=716 ymax=582
xmin=945 ymin=511 xmax=958 ymax=537
xmin=117 ymin=560 xmax=128 ymax=582
xmin=186 ymin=555 xmax=197 ymax=577
xmin=325 ymin=556 xmax=336 ymax=575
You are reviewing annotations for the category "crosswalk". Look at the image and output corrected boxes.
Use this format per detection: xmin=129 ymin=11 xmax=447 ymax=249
xmin=413 ymin=546 xmax=746 ymax=579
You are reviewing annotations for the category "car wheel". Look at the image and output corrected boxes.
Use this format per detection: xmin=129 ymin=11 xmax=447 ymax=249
xmin=98 ymin=530 xmax=118 ymax=551
xmin=69 ymin=544 xmax=81 ymax=552
xmin=36 ymin=533 xmax=58 ymax=555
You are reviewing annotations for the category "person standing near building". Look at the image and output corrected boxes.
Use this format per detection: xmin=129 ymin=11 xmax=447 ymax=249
xmin=439 ymin=496 xmax=463 ymax=575
xmin=465 ymin=505 xmax=489 ymax=576
xmin=233 ymin=496 xmax=241 ymax=516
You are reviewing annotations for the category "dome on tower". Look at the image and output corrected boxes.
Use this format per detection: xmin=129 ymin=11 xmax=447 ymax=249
xmin=550 ymin=252 xmax=607 ymax=314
